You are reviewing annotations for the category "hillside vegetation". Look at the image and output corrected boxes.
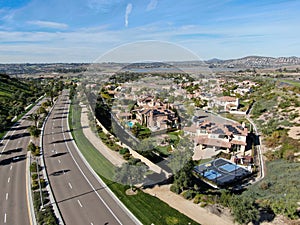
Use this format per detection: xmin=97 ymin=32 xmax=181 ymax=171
xmin=0 ymin=73 xmax=44 ymax=135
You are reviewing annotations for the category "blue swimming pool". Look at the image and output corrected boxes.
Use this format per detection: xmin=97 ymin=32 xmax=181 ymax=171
xmin=127 ymin=121 xmax=134 ymax=128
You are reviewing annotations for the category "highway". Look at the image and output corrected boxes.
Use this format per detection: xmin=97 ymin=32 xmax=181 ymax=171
xmin=43 ymin=91 xmax=139 ymax=225
xmin=0 ymin=102 xmax=43 ymax=225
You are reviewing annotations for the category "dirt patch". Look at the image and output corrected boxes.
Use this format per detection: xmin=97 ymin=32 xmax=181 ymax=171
xmin=125 ymin=188 xmax=138 ymax=195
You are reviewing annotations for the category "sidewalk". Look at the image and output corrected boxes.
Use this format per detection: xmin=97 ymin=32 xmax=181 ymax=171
xmin=144 ymin=184 xmax=234 ymax=225
xmin=80 ymin=104 xmax=125 ymax=166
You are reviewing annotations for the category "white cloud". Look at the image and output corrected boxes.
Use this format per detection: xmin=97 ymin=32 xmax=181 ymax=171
xmin=28 ymin=20 xmax=68 ymax=29
xmin=87 ymin=0 xmax=123 ymax=12
xmin=125 ymin=3 xmax=132 ymax=27
xmin=146 ymin=0 xmax=158 ymax=11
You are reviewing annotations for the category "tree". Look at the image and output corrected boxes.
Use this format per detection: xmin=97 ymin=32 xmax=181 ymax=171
xmin=27 ymin=113 xmax=40 ymax=127
xmin=168 ymin=137 xmax=194 ymax=174
xmin=230 ymin=195 xmax=259 ymax=224
xmin=114 ymin=162 xmax=148 ymax=191
xmin=27 ymin=125 xmax=41 ymax=139
xmin=37 ymin=106 xmax=47 ymax=116
xmin=172 ymin=159 xmax=195 ymax=193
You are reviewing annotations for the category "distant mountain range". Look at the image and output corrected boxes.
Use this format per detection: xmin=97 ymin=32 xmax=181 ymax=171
xmin=1 ymin=56 xmax=300 ymax=75
xmin=205 ymin=56 xmax=300 ymax=68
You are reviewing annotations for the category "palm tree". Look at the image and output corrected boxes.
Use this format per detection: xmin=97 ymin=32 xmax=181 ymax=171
xmin=27 ymin=113 xmax=40 ymax=127
xmin=37 ymin=106 xmax=47 ymax=117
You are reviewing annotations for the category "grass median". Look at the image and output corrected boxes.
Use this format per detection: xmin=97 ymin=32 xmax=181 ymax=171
xmin=69 ymin=101 xmax=199 ymax=225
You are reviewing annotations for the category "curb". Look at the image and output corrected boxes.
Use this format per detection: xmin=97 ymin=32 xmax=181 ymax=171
xmin=26 ymin=152 xmax=37 ymax=225
xmin=40 ymin=99 xmax=65 ymax=225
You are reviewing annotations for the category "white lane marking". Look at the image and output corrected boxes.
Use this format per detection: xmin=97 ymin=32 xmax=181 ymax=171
xmin=4 ymin=213 xmax=6 ymax=223
xmin=18 ymin=140 xmax=21 ymax=144
xmin=58 ymin=159 xmax=61 ymax=164
xmin=7 ymin=177 xmax=10 ymax=183
xmin=5 ymin=193 xmax=8 ymax=200
xmin=91 ymin=223 xmax=94 ymax=225
xmin=68 ymin=182 xmax=73 ymax=189
xmin=0 ymin=127 xmax=18 ymax=157
xmin=10 ymin=166 xmax=12 ymax=171
xmin=77 ymin=200 xmax=83 ymax=208
xmin=54 ymin=144 xmax=56 ymax=147
xmin=62 ymin=125 xmax=123 ymax=224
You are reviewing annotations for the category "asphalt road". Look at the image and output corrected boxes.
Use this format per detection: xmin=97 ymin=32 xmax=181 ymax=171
xmin=0 ymin=102 xmax=44 ymax=225
xmin=43 ymin=91 xmax=139 ymax=225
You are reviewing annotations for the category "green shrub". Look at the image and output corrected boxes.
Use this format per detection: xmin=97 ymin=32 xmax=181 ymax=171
xmin=30 ymin=162 xmax=38 ymax=173
xmin=193 ymin=194 xmax=202 ymax=204
xmin=200 ymin=202 xmax=207 ymax=207
xmin=127 ymin=157 xmax=141 ymax=165
xmin=219 ymin=190 xmax=232 ymax=207
xmin=32 ymin=180 xmax=39 ymax=190
xmin=119 ymin=147 xmax=129 ymax=155
xmin=182 ymin=190 xmax=195 ymax=200
xmin=31 ymin=173 xmax=38 ymax=180
xmin=40 ymin=178 xmax=47 ymax=188
xmin=123 ymin=152 xmax=132 ymax=160
xmin=170 ymin=184 xmax=182 ymax=194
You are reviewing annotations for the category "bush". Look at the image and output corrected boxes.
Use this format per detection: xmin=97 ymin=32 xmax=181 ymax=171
xmin=119 ymin=148 xmax=129 ymax=155
xmin=32 ymin=180 xmax=39 ymax=190
xmin=40 ymin=178 xmax=47 ymax=188
xmin=123 ymin=152 xmax=132 ymax=160
xmin=219 ymin=190 xmax=232 ymax=207
xmin=31 ymin=173 xmax=38 ymax=180
xmin=182 ymin=190 xmax=195 ymax=200
xmin=170 ymin=184 xmax=182 ymax=194
xmin=193 ymin=194 xmax=202 ymax=204
xmin=260 ymin=181 xmax=271 ymax=190
xmin=230 ymin=195 xmax=259 ymax=224
xmin=127 ymin=157 xmax=141 ymax=165
xmin=30 ymin=162 xmax=38 ymax=173
xmin=200 ymin=202 xmax=207 ymax=207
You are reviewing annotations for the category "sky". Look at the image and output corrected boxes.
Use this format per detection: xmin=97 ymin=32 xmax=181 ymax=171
xmin=0 ymin=0 xmax=299 ymax=63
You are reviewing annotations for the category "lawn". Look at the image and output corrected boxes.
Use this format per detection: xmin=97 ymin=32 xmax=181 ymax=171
xmin=102 ymin=176 xmax=199 ymax=225
xmin=69 ymin=102 xmax=114 ymax=178
xmin=69 ymin=100 xmax=199 ymax=225
xmin=279 ymin=79 xmax=300 ymax=87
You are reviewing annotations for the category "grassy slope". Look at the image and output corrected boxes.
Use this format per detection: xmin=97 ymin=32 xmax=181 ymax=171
xmin=69 ymin=101 xmax=199 ymax=225
xmin=69 ymin=102 xmax=114 ymax=178
xmin=279 ymin=79 xmax=300 ymax=87
xmin=243 ymin=160 xmax=300 ymax=219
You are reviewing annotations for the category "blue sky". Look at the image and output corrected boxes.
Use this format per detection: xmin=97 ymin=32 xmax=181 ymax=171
xmin=0 ymin=0 xmax=299 ymax=62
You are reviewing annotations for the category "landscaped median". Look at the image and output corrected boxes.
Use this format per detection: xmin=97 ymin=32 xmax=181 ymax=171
xmin=69 ymin=100 xmax=199 ymax=225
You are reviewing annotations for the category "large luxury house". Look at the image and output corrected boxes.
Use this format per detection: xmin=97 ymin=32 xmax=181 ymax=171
xmin=132 ymin=96 xmax=178 ymax=131
xmin=184 ymin=120 xmax=248 ymax=153
xmin=208 ymin=96 xmax=239 ymax=111
xmin=114 ymin=95 xmax=179 ymax=132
